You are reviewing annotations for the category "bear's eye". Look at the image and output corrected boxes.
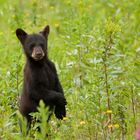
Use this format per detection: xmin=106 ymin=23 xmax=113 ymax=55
xmin=30 ymin=43 xmax=35 ymax=48
xmin=40 ymin=43 xmax=44 ymax=47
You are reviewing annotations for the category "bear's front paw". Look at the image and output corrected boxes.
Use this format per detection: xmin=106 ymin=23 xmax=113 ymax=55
xmin=54 ymin=105 xmax=66 ymax=120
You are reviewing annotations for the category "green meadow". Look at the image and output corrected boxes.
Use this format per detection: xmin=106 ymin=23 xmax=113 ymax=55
xmin=0 ymin=0 xmax=140 ymax=139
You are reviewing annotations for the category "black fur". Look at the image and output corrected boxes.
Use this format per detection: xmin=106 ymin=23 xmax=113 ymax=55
xmin=16 ymin=25 xmax=66 ymax=129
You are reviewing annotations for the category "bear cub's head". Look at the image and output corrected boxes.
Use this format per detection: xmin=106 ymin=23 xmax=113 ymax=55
xmin=16 ymin=25 xmax=49 ymax=61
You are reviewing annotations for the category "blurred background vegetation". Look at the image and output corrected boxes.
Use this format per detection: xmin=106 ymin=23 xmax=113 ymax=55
xmin=0 ymin=0 xmax=140 ymax=139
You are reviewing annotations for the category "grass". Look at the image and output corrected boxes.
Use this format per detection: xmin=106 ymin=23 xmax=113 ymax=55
xmin=0 ymin=0 xmax=140 ymax=139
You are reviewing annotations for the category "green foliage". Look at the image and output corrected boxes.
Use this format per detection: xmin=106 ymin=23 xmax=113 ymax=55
xmin=30 ymin=100 xmax=51 ymax=139
xmin=0 ymin=0 xmax=140 ymax=139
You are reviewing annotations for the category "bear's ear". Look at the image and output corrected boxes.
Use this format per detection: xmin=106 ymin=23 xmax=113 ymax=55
xmin=40 ymin=25 xmax=50 ymax=38
xmin=16 ymin=28 xmax=28 ymax=45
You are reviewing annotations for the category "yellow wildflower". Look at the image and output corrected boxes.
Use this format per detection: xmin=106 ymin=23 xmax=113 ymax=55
xmin=106 ymin=110 xmax=112 ymax=114
xmin=108 ymin=124 xmax=113 ymax=128
xmin=63 ymin=117 xmax=68 ymax=121
xmin=114 ymin=124 xmax=119 ymax=128
xmin=80 ymin=121 xmax=86 ymax=125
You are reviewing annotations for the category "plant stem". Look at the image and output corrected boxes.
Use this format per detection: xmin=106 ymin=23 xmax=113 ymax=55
xmin=131 ymin=85 xmax=136 ymax=130
xmin=103 ymin=34 xmax=113 ymax=133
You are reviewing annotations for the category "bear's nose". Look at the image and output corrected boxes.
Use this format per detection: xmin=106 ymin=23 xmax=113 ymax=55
xmin=35 ymin=51 xmax=42 ymax=57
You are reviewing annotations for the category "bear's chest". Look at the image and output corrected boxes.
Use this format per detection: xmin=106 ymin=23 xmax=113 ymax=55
xmin=32 ymin=65 xmax=56 ymax=90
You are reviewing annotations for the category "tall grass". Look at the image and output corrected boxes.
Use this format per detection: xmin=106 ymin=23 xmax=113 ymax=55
xmin=0 ymin=0 xmax=140 ymax=139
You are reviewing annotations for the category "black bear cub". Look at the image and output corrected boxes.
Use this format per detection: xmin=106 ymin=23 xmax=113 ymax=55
xmin=16 ymin=25 xmax=66 ymax=129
